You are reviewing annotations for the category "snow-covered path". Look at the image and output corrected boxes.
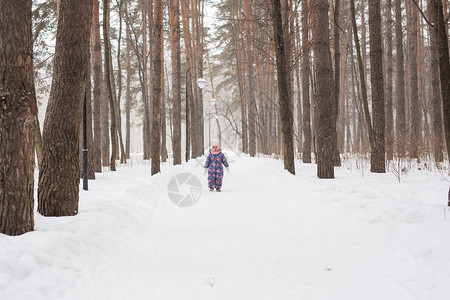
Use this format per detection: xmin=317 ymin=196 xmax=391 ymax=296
xmin=1 ymin=152 xmax=450 ymax=299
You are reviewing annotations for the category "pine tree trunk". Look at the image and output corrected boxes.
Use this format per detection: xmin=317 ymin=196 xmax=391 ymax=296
xmin=170 ymin=0 xmax=182 ymax=165
xmin=302 ymin=0 xmax=312 ymax=163
xmin=311 ymin=0 xmax=335 ymax=178
xmin=151 ymin=0 xmax=163 ymax=175
xmin=181 ymin=0 xmax=194 ymax=161
xmin=0 ymin=0 xmax=36 ymax=235
xmin=409 ymin=0 xmax=420 ymax=158
xmin=161 ymin=41 xmax=167 ymax=163
xmin=332 ymin=0 xmax=341 ymax=166
xmin=232 ymin=0 xmax=248 ymax=153
xmin=92 ymin=0 xmax=103 ymax=171
xmin=369 ymin=0 xmax=386 ymax=173
xmin=243 ymin=0 xmax=257 ymax=157
xmin=350 ymin=0 xmax=373 ymax=143
xmin=394 ymin=0 xmax=406 ymax=158
xmin=431 ymin=0 xmax=450 ymax=160
xmin=429 ymin=0 xmax=444 ymax=163
xmin=272 ymin=0 xmax=295 ymax=174
xmin=385 ymin=0 xmax=394 ymax=160
xmin=38 ymin=0 xmax=92 ymax=216
xmin=125 ymin=0 xmax=131 ymax=159
xmin=142 ymin=8 xmax=151 ymax=160
xmin=85 ymin=57 xmax=96 ymax=179
xmin=103 ymin=0 xmax=118 ymax=171
xmin=116 ymin=2 xmax=126 ymax=164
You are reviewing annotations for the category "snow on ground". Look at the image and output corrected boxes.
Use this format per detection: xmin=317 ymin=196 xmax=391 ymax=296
xmin=1 ymin=152 xmax=449 ymax=299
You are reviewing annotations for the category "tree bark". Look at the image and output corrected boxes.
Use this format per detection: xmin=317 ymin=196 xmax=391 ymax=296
xmin=428 ymin=0 xmax=444 ymax=163
xmin=151 ymin=0 xmax=163 ymax=175
xmin=92 ymin=0 xmax=103 ymax=171
xmin=272 ymin=0 xmax=295 ymax=174
xmin=350 ymin=0 xmax=373 ymax=143
xmin=243 ymin=0 xmax=257 ymax=157
xmin=302 ymin=0 xmax=312 ymax=163
xmin=409 ymin=0 xmax=420 ymax=158
xmin=125 ymin=0 xmax=131 ymax=160
xmin=430 ymin=0 xmax=450 ymax=160
xmin=394 ymin=0 xmax=406 ymax=157
xmin=0 ymin=0 xmax=36 ymax=235
xmin=332 ymin=0 xmax=341 ymax=166
xmin=38 ymin=0 xmax=92 ymax=216
xmin=85 ymin=54 xmax=95 ymax=179
xmin=369 ymin=0 xmax=386 ymax=173
xmin=311 ymin=0 xmax=335 ymax=178
xmin=103 ymin=0 xmax=118 ymax=171
xmin=385 ymin=0 xmax=394 ymax=160
xmin=169 ymin=0 xmax=182 ymax=165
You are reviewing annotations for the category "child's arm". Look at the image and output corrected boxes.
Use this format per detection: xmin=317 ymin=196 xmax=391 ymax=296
xmin=221 ymin=153 xmax=229 ymax=168
xmin=204 ymin=153 xmax=211 ymax=168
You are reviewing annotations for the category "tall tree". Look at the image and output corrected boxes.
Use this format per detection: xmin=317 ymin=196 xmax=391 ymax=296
xmin=385 ymin=0 xmax=394 ymax=160
xmin=409 ymin=0 xmax=420 ymax=158
xmin=125 ymin=0 xmax=131 ymax=160
xmin=394 ymin=0 xmax=406 ymax=157
xmin=151 ymin=0 xmax=163 ymax=175
xmin=0 ymin=0 xmax=36 ymax=235
xmin=428 ymin=0 xmax=444 ymax=163
xmin=369 ymin=0 xmax=386 ymax=172
xmin=311 ymin=0 xmax=335 ymax=178
xmin=103 ymin=0 xmax=118 ymax=171
xmin=302 ymin=0 xmax=312 ymax=163
xmin=272 ymin=0 xmax=295 ymax=174
xmin=430 ymin=0 xmax=450 ymax=160
xmin=38 ymin=0 xmax=92 ymax=216
xmin=243 ymin=0 xmax=257 ymax=157
xmin=169 ymin=0 xmax=182 ymax=165
xmin=333 ymin=0 xmax=342 ymax=166
xmin=92 ymin=0 xmax=103 ymax=171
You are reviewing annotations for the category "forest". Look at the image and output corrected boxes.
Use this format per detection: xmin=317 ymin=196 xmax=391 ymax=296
xmin=0 ymin=0 xmax=450 ymax=253
xmin=1 ymin=0 xmax=450 ymax=298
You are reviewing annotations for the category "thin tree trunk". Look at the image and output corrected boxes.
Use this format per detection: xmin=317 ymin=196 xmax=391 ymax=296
xmin=429 ymin=0 xmax=444 ymax=163
xmin=409 ymin=0 xmax=420 ymax=158
xmin=151 ymin=0 xmax=163 ymax=175
xmin=332 ymin=0 xmax=341 ymax=166
xmin=142 ymin=8 xmax=151 ymax=160
xmin=350 ymin=0 xmax=373 ymax=142
xmin=38 ymin=0 xmax=92 ymax=216
xmin=0 ymin=0 xmax=36 ymax=235
xmin=85 ymin=55 xmax=95 ymax=179
xmin=302 ymin=0 xmax=312 ymax=163
xmin=170 ymin=0 xmax=182 ymax=164
xmin=181 ymin=0 xmax=194 ymax=161
xmin=92 ymin=0 xmax=103 ymax=171
xmin=243 ymin=0 xmax=257 ymax=157
xmin=385 ymin=0 xmax=394 ymax=160
xmin=395 ymin=0 xmax=406 ymax=157
xmin=161 ymin=41 xmax=167 ymax=162
xmin=103 ymin=0 xmax=118 ymax=171
xmin=125 ymin=0 xmax=131 ymax=159
xmin=232 ymin=0 xmax=248 ymax=153
xmin=116 ymin=1 xmax=126 ymax=164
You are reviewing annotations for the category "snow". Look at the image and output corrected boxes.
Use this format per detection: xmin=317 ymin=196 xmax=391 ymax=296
xmin=1 ymin=152 xmax=449 ymax=299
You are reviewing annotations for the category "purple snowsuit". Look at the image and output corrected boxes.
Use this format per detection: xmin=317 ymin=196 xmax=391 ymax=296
xmin=204 ymin=149 xmax=229 ymax=189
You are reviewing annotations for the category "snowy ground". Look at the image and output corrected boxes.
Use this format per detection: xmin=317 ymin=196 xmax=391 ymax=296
xmin=1 ymin=152 xmax=450 ymax=299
